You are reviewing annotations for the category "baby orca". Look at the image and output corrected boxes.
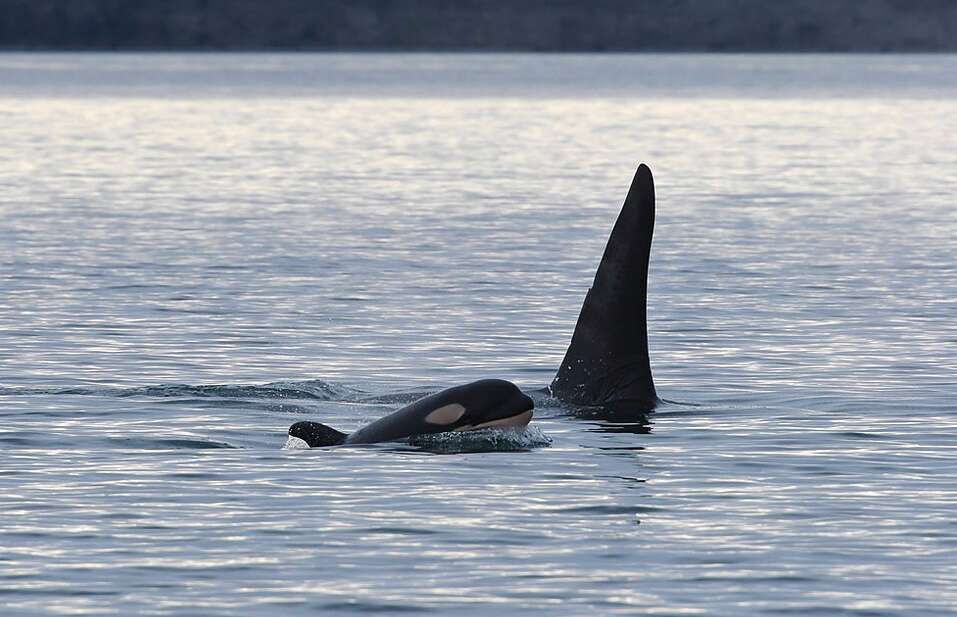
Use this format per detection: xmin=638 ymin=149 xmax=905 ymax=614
xmin=288 ymin=378 xmax=534 ymax=448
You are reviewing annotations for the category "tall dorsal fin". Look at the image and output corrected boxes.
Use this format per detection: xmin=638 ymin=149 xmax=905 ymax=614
xmin=550 ymin=163 xmax=657 ymax=409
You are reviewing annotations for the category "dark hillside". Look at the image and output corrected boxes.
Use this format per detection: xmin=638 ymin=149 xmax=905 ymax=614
xmin=2 ymin=0 xmax=956 ymax=51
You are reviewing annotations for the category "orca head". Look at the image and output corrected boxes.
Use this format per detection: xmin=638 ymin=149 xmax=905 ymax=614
xmin=287 ymin=421 xmax=348 ymax=448
xmin=425 ymin=379 xmax=534 ymax=433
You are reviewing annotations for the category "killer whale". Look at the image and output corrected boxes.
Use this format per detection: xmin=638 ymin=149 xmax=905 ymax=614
xmin=549 ymin=163 xmax=658 ymax=410
xmin=288 ymin=379 xmax=533 ymax=448
xmin=287 ymin=163 xmax=658 ymax=446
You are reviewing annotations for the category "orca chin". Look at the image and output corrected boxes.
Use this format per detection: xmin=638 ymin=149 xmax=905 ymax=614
xmin=453 ymin=408 xmax=533 ymax=432
xmin=549 ymin=163 xmax=659 ymax=410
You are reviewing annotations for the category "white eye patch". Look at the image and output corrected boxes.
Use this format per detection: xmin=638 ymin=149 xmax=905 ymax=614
xmin=424 ymin=403 xmax=466 ymax=425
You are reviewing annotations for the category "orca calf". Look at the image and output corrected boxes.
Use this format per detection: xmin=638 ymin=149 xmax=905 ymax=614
xmin=287 ymin=163 xmax=658 ymax=447
xmin=288 ymin=379 xmax=534 ymax=448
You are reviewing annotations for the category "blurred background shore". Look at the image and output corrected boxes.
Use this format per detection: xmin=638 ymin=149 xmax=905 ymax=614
xmin=2 ymin=0 xmax=956 ymax=52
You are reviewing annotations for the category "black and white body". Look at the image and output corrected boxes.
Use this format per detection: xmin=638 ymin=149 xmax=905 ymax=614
xmin=288 ymin=162 xmax=660 ymax=447
xmin=288 ymin=379 xmax=534 ymax=448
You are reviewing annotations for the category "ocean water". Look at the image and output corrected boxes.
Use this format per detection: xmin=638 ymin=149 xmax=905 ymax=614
xmin=1 ymin=53 xmax=956 ymax=615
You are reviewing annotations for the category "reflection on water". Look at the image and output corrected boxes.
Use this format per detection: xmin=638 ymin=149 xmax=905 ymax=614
xmin=572 ymin=401 xmax=655 ymax=436
xmin=1 ymin=53 xmax=956 ymax=616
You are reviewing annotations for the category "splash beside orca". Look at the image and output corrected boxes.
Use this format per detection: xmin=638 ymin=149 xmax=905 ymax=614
xmin=288 ymin=163 xmax=658 ymax=448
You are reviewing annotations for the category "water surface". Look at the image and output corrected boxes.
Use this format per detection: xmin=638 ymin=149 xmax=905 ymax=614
xmin=1 ymin=53 xmax=956 ymax=615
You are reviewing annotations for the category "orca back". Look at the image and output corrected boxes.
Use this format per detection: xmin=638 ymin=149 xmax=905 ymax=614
xmin=550 ymin=164 xmax=657 ymax=409
xmin=288 ymin=421 xmax=349 ymax=447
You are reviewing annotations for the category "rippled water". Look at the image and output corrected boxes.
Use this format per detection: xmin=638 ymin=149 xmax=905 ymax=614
xmin=1 ymin=53 xmax=956 ymax=616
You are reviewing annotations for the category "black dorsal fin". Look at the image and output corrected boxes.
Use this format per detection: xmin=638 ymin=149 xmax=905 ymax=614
xmin=550 ymin=163 xmax=657 ymax=409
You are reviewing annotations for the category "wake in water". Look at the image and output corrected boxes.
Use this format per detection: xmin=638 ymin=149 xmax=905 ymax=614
xmin=409 ymin=425 xmax=552 ymax=453
xmin=284 ymin=425 xmax=552 ymax=454
xmin=1 ymin=378 xmax=555 ymax=452
xmin=0 ymin=379 xmax=363 ymax=401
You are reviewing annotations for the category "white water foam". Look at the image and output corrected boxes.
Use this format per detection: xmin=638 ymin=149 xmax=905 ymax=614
xmin=409 ymin=425 xmax=552 ymax=453
xmin=282 ymin=435 xmax=311 ymax=450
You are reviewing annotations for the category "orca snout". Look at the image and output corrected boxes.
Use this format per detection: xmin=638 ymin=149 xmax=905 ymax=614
xmin=481 ymin=386 xmax=534 ymax=430
xmin=516 ymin=391 xmax=534 ymax=413
xmin=501 ymin=381 xmax=534 ymax=416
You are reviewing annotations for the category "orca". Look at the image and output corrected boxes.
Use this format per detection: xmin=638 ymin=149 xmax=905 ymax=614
xmin=549 ymin=163 xmax=658 ymax=410
xmin=287 ymin=163 xmax=658 ymax=447
xmin=287 ymin=379 xmax=534 ymax=448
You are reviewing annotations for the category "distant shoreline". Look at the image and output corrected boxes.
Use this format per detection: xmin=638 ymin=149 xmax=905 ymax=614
xmin=2 ymin=49 xmax=957 ymax=55
xmin=3 ymin=1 xmax=956 ymax=53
